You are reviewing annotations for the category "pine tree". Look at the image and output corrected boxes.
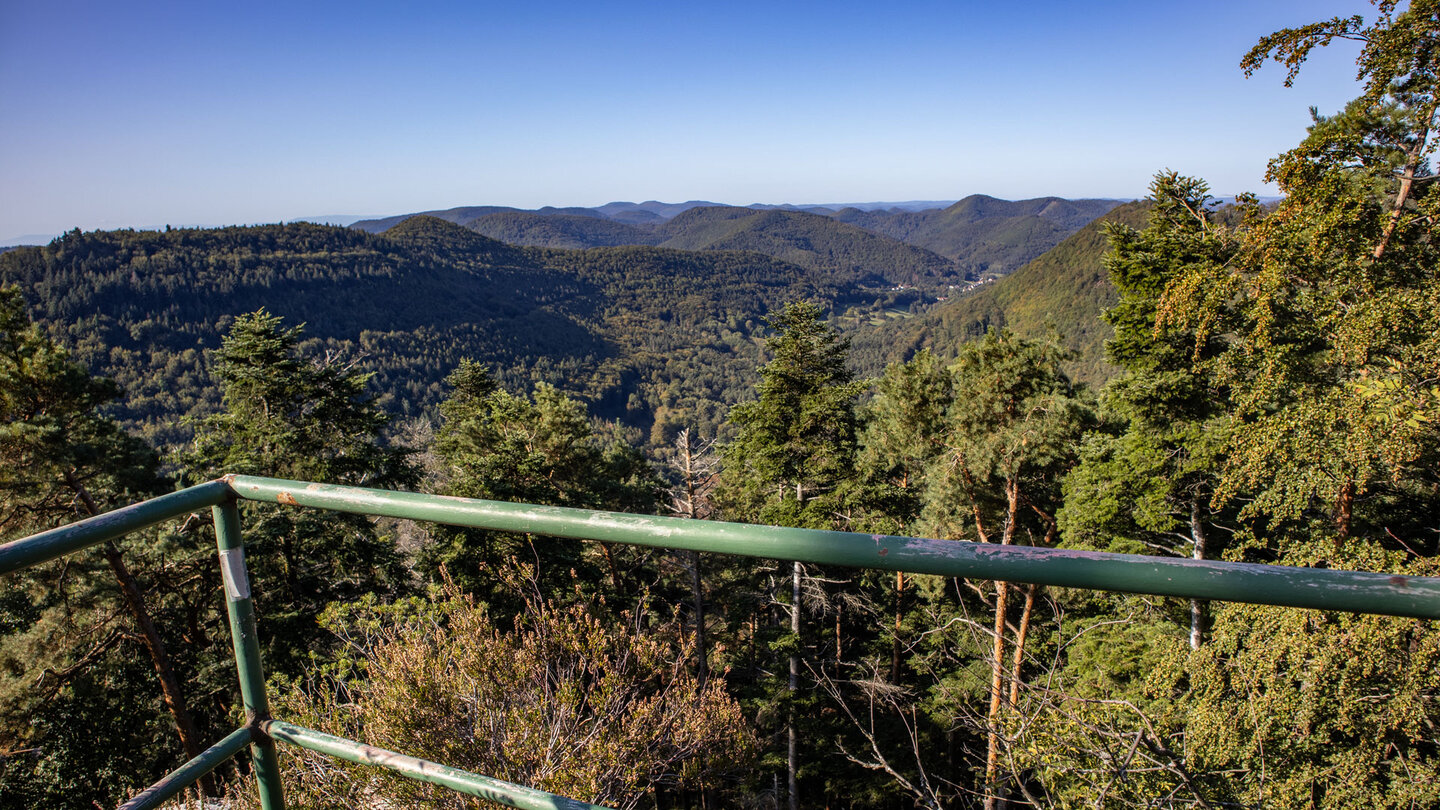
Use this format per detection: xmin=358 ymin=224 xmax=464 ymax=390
xmin=717 ymin=301 xmax=866 ymax=810
xmin=426 ymin=360 xmax=660 ymax=603
xmin=186 ymin=310 xmax=417 ymax=674
xmin=0 ymin=285 xmax=212 ymax=805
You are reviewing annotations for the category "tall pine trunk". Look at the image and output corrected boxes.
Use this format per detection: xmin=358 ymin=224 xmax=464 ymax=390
xmin=1374 ymin=105 xmax=1432 ymax=260
xmin=68 ymin=474 xmax=213 ymax=797
xmin=1189 ymin=497 xmax=1208 ymax=650
xmin=789 ymin=559 xmax=801 ymax=810
xmin=983 ymin=477 xmax=1021 ymax=810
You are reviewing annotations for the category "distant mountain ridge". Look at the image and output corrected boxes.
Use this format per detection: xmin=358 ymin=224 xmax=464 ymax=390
xmin=349 ymin=195 xmax=1129 ymax=296
xmin=457 ymin=205 xmax=967 ymax=289
xmin=351 ymin=195 xmax=1123 ymax=285
xmin=833 ymin=195 xmax=1124 ymax=276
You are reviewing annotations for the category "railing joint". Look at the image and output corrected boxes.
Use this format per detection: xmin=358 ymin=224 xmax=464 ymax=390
xmin=248 ymin=715 xmax=274 ymax=744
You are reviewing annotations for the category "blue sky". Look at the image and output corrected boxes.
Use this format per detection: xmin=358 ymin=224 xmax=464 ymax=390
xmin=1 ymin=0 xmax=1374 ymax=241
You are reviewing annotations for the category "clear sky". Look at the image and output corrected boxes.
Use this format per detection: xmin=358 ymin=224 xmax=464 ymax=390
xmin=0 ymin=0 xmax=1375 ymax=242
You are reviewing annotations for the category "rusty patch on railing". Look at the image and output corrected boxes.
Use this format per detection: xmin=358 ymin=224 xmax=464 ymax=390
xmin=276 ymin=492 xmax=298 ymax=506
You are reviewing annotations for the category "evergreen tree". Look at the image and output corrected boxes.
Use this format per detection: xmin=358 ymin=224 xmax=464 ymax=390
xmin=425 ymin=360 xmax=660 ymax=603
xmin=0 ymin=286 xmax=212 ymax=807
xmin=718 ymin=301 xmax=866 ymax=530
xmin=186 ymin=310 xmax=417 ymax=674
xmin=717 ymin=301 xmax=867 ymax=810
xmin=1060 ymin=173 xmax=1239 ymax=648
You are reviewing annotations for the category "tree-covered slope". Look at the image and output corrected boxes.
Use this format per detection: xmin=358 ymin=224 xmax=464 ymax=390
xmin=654 ymin=206 xmax=965 ymax=287
xmin=349 ymin=206 xmax=524 ymax=233
xmin=458 ymin=204 xmax=969 ymax=289
xmin=0 ymin=218 xmax=857 ymax=447
xmin=833 ymin=194 xmax=1123 ymax=276
xmin=465 ymin=211 xmax=657 ymax=249
xmin=850 ymin=201 xmax=1150 ymax=386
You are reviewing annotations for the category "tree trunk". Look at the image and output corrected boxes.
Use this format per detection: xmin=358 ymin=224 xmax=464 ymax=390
xmin=601 ymin=542 xmax=624 ymax=592
xmin=984 ymin=580 xmax=1010 ymax=810
xmin=789 ymin=559 xmax=801 ymax=810
xmin=983 ymin=478 xmax=1021 ymax=810
xmin=891 ymin=571 xmax=904 ymax=683
xmin=1374 ymin=109 xmax=1431 ymax=260
xmin=691 ymin=549 xmax=708 ymax=687
xmin=1008 ymin=519 xmax=1054 ymax=706
xmin=67 ymin=474 xmax=213 ymax=797
xmin=1189 ymin=497 xmax=1209 ymax=650
xmin=1335 ymin=478 xmax=1355 ymax=547
xmin=1007 ymin=584 xmax=1038 ymax=708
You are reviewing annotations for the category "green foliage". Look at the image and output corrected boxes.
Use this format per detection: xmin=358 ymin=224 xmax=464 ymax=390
xmin=189 ymin=310 xmax=415 ymax=487
xmin=187 ymin=311 xmax=417 ymax=675
xmin=1060 ymin=173 xmax=1237 ymax=562
xmin=718 ymin=301 xmax=866 ymax=530
xmin=857 ymin=349 xmax=953 ymax=529
xmin=0 ymin=286 xmax=162 ymax=531
xmin=1183 ymin=555 xmax=1440 ymax=809
xmin=467 ymin=210 xmax=652 ymax=249
xmin=914 ymin=329 xmax=1093 ymax=543
xmin=654 ymin=206 xmax=964 ymax=289
xmin=425 ymin=362 xmax=661 ymax=602
xmin=265 ymin=577 xmax=756 ymax=810
xmin=1023 ymin=7 xmax=1440 ymax=806
xmin=854 ymin=202 xmax=1151 ymax=387
xmin=0 ymin=286 xmax=218 ymax=810
xmin=1165 ymin=11 xmax=1440 ymax=536
xmin=834 ymin=194 xmax=1121 ymax=274
xmin=0 ymin=218 xmax=869 ymax=449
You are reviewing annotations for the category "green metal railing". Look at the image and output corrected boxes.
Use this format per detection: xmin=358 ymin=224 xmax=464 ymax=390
xmin=3 ymin=474 xmax=1439 ymax=809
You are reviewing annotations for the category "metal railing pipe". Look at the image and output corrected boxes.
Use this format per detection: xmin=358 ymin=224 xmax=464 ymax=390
xmin=227 ymin=475 xmax=1440 ymax=619
xmin=0 ymin=481 xmax=230 ymax=575
xmin=213 ymin=500 xmax=286 ymax=810
xmin=261 ymin=720 xmax=614 ymax=810
xmin=116 ymin=726 xmax=251 ymax=810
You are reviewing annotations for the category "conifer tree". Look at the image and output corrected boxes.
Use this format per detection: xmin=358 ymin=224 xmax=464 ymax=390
xmin=0 ymin=286 xmax=211 ymax=805
xmin=717 ymin=301 xmax=866 ymax=810
xmin=186 ymin=310 xmax=417 ymax=674
xmin=1059 ymin=173 xmax=1239 ymax=649
xmin=426 ymin=360 xmax=660 ymax=602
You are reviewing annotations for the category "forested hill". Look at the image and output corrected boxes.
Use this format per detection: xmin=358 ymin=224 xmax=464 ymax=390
xmin=466 ymin=211 xmax=654 ymax=250
xmin=349 ymin=205 xmax=606 ymax=233
xmin=350 ymin=197 xmax=1123 ymax=287
xmin=850 ymin=200 xmax=1150 ymax=386
xmin=0 ymin=217 xmax=863 ymax=447
xmin=833 ymin=194 xmax=1123 ymax=276
xmin=652 ymin=206 xmax=961 ymax=286
xmin=457 ymin=205 xmax=967 ymax=288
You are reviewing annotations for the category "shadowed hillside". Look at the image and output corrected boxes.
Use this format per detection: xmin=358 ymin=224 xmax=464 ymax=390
xmin=850 ymin=200 xmax=1150 ymax=386
xmin=653 ymin=206 xmax=964 ymax=287
xmin=833 ymin=194 xmax=1123 ymax=277
xmin=0 ymin=217 xmax=866 ymax=446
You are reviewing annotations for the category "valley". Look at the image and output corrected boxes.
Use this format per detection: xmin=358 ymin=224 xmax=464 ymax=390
xmin=1 ymin=194 xmax=1124 ymax=449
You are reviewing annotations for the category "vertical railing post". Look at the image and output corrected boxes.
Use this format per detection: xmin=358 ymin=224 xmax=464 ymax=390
xmin=213 ymin=499 xmax=286 ymax=810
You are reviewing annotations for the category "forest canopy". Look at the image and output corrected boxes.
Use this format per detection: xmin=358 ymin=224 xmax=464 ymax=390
xmin=2 ymin=3 xmax=1439 ymax=809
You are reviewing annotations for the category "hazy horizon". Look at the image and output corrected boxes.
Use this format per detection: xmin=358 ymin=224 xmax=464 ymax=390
xmin=3 ymin=1 xmax=1370 ymax=240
